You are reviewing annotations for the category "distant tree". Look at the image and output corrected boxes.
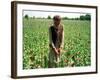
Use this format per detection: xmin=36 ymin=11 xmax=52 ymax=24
xmin=47 ymin=15 xmax=51 ymax=19
xmin=85 ymin=14 xmax=91 ymax=20
xmin=71 ymin=18 xmax=75 ymax=20
xmin=24 ymin=14 xmax=29 ymax=19
xmin=80 ymin=14 xmax=91 ymax=20
xmin=80 ymin=15 xmax=85 ymax=20
xmin=74 ymin=18 xmax=79 ymax=20
xmin=33 ymin=16 xmax=35 ymax=19
xmin=62 ymin=17 xmax=68 ymax=20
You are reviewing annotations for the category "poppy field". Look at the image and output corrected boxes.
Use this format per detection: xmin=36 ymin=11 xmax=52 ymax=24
xmin=23 ymin=18 xmax=91 ymax=69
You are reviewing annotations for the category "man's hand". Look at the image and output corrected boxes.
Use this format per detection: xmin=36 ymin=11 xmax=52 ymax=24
xmin=57 ymin=48 xmax=61 ymax=53
xmin=54 ymin=48 xmax=62 ymax=55
xmin=54 ymin=48 xmax=59 ymax=55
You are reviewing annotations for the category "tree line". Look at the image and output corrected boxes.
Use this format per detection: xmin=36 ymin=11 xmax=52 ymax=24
xmin=24 ymin=14 xmax=91 ymax=20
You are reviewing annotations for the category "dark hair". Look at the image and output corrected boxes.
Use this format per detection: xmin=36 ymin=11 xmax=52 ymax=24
xmin=53 ymin=15 xmax=61 ymax=21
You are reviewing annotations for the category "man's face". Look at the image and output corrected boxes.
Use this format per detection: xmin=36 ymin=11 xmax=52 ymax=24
xmin=54 ymin=20 xmax=61 ymax=26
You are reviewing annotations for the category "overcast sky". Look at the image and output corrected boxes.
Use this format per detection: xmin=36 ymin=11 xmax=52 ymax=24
xmin=23 ymin=10 xmax=88 ymax=18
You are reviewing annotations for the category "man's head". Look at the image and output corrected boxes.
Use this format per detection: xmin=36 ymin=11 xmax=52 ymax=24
xmin=53 ymin=15 xmax=61 ymax=26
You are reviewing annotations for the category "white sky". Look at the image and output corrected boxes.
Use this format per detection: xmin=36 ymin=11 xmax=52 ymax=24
xmin=23 ymin=10 xmax=88 ymax=18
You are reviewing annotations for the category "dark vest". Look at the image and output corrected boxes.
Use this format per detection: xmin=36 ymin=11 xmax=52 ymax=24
xmin=50 ymin=25 xmax=63 ymax=47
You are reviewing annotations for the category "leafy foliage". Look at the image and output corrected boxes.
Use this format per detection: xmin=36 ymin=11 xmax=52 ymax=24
xmin=23 ymin=18 xmax=91 ymax=69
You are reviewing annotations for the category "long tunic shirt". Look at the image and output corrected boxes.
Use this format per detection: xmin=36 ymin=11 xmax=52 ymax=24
xmin=48 ymin=24 xmax=64 ymax=68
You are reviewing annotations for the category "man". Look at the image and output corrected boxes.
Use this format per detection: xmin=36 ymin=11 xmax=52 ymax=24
xmin=48 ymin=15 xmax=64 ymax=68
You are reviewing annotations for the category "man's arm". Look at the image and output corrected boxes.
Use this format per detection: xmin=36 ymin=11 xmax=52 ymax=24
xmin=58 ymin=26 xmax=64 ymax=53
xmin=60 ymin=25 xmax=64 ymax=49
xmin=60 ymin=29 xmax=64 ymax=49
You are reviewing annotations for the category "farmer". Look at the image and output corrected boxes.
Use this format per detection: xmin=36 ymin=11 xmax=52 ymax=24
xmin=48 ymin=15 xmax=64 ymax=68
